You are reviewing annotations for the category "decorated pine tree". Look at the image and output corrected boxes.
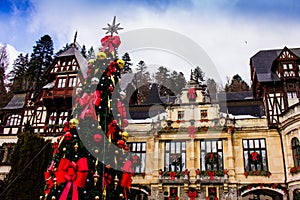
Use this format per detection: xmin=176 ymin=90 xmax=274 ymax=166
xmin=42 ymin=17 xmax=135 ymax=200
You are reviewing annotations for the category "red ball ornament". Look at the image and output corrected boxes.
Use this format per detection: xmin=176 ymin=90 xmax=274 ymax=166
xmin=117 ymin=140 xmax=125 ymax=148
xmin=124 ymin=145 xmax=130 ymax=152
xmin=64 ymin=131 xmax=72 ymax=141
xmin=93 ymin=134 xmax=102 ymax=142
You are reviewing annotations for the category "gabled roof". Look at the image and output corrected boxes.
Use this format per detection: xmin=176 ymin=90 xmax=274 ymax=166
xmin=50 ymin=45 xmax=88 ymax=76
xmin=250 ymin=47 xmax=300 ymax=82
xmin=2 ymin=93 xmax=26 ymax=110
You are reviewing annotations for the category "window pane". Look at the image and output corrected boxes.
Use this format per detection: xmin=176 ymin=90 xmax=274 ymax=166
xmin=142 ymin=143 xmax=146 ymax=151
xmin=254 ymin=140 xmax=259 ymax=148
xmin=132 ymin=143 xmax=136 ymax=151
xmin=212 ymin=141 xmax=217 ymax=152
xmin=243 ymin=140 xmax=248 ymax=148
xmin=166 ymin=142 xmax=169 ymax=151
xmin=182 ymin=142 xmax=186 ymax=150
xmin=260 ymin=139 xmax=265 ymax=148
xmin=171 ymin=143 xmax=175 ymax=154
xmin=249 ymin=140 xmax=254 ymax=148
xmin=137 ymin=143 xmax=141 ymax=151
xmin=218 ymin=141 xmax=222 ymax=149
xmin=176 ymin=142 xmax=180 ymax=153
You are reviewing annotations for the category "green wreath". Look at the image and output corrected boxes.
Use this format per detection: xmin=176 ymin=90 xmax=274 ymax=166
xmin=205 ymin=152 xmax=219 ymax=165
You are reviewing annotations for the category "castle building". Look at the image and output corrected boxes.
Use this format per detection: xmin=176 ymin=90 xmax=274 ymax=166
xmin=0 ymin=46 xmax=299 ymax=200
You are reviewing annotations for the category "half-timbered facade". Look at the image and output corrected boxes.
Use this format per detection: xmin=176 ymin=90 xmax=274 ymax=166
xmin=251 ymin=47 xmax=300 ymax=127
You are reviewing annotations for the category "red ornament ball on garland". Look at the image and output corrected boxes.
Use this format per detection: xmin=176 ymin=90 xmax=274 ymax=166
xmin=93 ymin=134 xmax=102 ymax=142
xmin=117 ymin=140 xmax=125 ymax=148
xmin=64 ymin=131 xmax=72 ymax=141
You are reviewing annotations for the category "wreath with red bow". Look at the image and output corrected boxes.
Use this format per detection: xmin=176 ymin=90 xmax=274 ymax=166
xmin=205 ymin=152 xmax=219 ymax=165
xmin=250 ymin=152 xmax=261 ymax=164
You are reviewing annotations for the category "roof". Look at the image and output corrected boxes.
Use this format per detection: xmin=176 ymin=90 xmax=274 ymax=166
xmin=2 ymin=93 xmax=26 ymax=110
xmin=55 ymin=46 xmax=88 ymax=76
xmin=120 ymin=73 xmax=135 ymax=91
xmin=144 ymin=83 xmax=164 ymax=105
xmin=217 ymin=91 xmax=253 ymax=102
xmin=250 ymin=47 xmax=300 ymax=82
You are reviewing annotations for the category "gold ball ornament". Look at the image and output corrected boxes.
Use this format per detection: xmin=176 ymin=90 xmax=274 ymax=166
xmin=94 ymin=149 xmax=99 ymax=154
xmin=88 ymin=59 xmax=95 ymax=65
xmin=115 ymin=150 xmax=119 ymax=155
xmin=97 ymin=52 xmax=107 ymax=60
xmin=121 ymin=131 xmax=129 ymax=141
xmin=116 ymin=59 xmax=125 ymax=69
xmin=52 ymin=196 xmax=56 ymax=200
xmin=63 ymin=148 xmax=66 ymax=152
xmin=69 ymin=118 xmax=79 ymax=129
xmin=95 ymin=196 xmax=100 ymax=200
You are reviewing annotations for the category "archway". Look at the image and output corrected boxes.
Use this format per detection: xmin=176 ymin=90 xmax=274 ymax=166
xmin=242 ymin=188 xmax=284 ymax=200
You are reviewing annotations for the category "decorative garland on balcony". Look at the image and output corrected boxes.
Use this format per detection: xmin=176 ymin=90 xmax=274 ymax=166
xmin=290 ymin=165 xmax=300 ymax=175
xmin=243 ymin=170 xmax=271 ymax=178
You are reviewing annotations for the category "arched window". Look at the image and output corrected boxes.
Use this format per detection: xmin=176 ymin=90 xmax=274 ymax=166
xmin=292 ymin=137 xmax=300 ymax=167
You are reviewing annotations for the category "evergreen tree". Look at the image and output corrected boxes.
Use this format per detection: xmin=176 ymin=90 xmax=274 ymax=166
xmin=0 ymin=45 xmax=9 ymax=107
xmin=121 ymin=52 xmax=132 ymax=73
xmin=8 ymin=53 xmax=29 ymax=92
xmin=135 ymin=61 xmax=151 ymax=104
xmin=42 ymin=17 xmax=135 ymax=200
xmin=169 ymin=71 xmax=186 ymax=96
xmin=193 ymin=66 xmax=205 ymax=85
xmin=206 ymin=78 xmax=217 ymax=94
xmin=81 ymin=45 xmax=87 ymax=58
xmin=225 ymin=74 xmax=250 ymax=92
xmin=3 ymin=125 xmax=52 ymax=200
xmin=87 ymin=46 xmax=96 ymax=61
xmin=27 ymin=35 xmax=54 ymax=90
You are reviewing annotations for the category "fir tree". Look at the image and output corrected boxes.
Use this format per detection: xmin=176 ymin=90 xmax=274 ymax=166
xmin=0 ymin=45 xmax=9 ymax=107
xmin=121 ymin=52 xmax=132 ymax=73
xmin=81 ymin=45 xmax=87 ymax=58
xmin=225 ymin=74 xmax=250 ymax=92
xmin=42 ymin=17 xmax=134 ymax=200
xmin=27 ymin=35 xmax=54 ymax=90
xmin=8 ymin=53 xmax=29 ymax=92
xmin=87 ymin=46 xmax=96 ymax=61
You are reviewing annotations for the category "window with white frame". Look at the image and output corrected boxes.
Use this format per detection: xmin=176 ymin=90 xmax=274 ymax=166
xmin=164 ymin=141 xmax=186 ymax=172
xmin=200 ymin=140 xmax=223 ymax=171
xmin=6 ymin=114 xmax=22 ymax=126
xmin=128 ymin=142 xmax=146 ymax=173
xmin=243 ymin=139 xmax=268 ymax=172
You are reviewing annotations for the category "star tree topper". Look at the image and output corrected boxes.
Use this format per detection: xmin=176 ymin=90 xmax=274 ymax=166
xmin=102 ymin=16 xmax=123 ymax=36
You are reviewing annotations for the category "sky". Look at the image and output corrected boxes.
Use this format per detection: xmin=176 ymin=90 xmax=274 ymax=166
xmin=1 ymin=0 xmax=300 ymax=85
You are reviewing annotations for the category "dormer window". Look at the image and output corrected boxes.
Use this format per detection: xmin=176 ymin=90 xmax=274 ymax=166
xmin=68 ymin=76 xmax=77 ymax=87
xmin=57 ymin=78 xmax=66 ymax=88
xmin=282 ymin=63 xmax=295 ymax=77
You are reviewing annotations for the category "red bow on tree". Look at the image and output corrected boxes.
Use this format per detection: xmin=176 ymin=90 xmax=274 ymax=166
xmin=100 ymin=35 xmax=121 ymax=53
xmin=188 ymin=190 xmax=197 ymax=200
xmin=44 ymin=171 xmax=54 ymax=196
xmin=121 ymin=160 xmax=133 ymax=200
xmin=79 ymin=93 xmax=97 ymax=120
xmin=55 ymin=158 xmax=89 ymax=200
xmin=94 ymin=90 xmax=101 ymax=107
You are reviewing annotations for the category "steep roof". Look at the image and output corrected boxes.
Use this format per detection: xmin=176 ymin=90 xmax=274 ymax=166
xmin=250 ymin=47 xmax=300 ymax=82
xmin=52 ymin=45 xmax=88 ymax=76
xmin=2 ymin=93 xmax=26 ymax=110
xmin=120 ymin=73 xmax=135 ymax=91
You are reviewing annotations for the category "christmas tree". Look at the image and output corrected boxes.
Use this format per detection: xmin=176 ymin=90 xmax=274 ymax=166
xmin=43 ymin=16 xmax=134 ymax=200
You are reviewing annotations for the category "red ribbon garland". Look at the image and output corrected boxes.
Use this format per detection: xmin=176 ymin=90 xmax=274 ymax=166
xmin=55 ymin=158 xmax=88 ymax=200
xmin=103 ymin=172 xmax=112 ymax=189
xmin=94 ymin=90 xmax=101 ymax=107
xmin=79 ymin=93 xmax=97 ymax=120
xmin=100 ymin=35 xmax=121 ymax=53
xmin=188 ymin=191 xmax=197 ymax=200
xmin=44 ymin=171 xmax=54 ymax=195
xmin=188 ymin=88 xmax=196 ymax=99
